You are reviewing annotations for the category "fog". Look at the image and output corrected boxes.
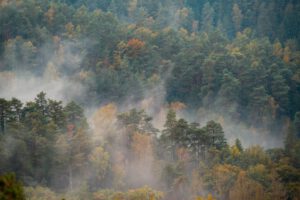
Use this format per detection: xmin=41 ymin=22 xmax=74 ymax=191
xmin=0 ymin=1 xmax=295 ymax=199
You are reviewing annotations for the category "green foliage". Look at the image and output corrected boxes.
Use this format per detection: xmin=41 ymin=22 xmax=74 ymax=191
xmin=0 ymin=93 xmax=299 ymax=199
xmin=0 ymin=0 xmax=300 ymax=199
xmin=0 ymin=173 xmax=25 ymax=200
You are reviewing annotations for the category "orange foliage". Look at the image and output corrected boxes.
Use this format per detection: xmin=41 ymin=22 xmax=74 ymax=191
xmin=229 ymin=171 xmax=265 ymax=200
xmin=127 ymin=38 xmax=145 ymax=49
xmin=127 ymin=38 xmax=145 ymax=57
xmin=273 ymin=42 xmax=283 ymax=58
xmin=283 ymin=46 xmax=292 ymax=63
xmin=131 ymin=132 xmax=153 ymax=160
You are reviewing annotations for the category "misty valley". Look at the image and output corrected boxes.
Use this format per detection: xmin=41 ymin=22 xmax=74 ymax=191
xmin=0 ymin=0 xmax=300 ymax=200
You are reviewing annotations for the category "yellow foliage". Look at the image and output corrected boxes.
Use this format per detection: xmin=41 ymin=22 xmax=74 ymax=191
xmin=45 ymin=7 xmax=55 ymax=24
xmin=22 ymin=41 xmax=37 ymax=52
xmin=176 ymin=7 xmax=189 ymax=19
xmin=117 ymin=41 xmax=128 ymax=52
xmin=195 ymin=194 xmax=216 ymax=200
xmin=131 ymin=132 xmax=153 ymax=160
xmin=91 ymin=103 xmax=118 ymax=140
xmin=148 ymin=73 xmax=160 ymax=84
xmin=212 ymin=164 xmax=241 ymax=197
xmin=248 ymin=164 xmax=266 ymax=176
xmin=127 ymin=24 xmax=137 ymax=31
xmin=127 ymin=186 xmax=164 ymax=200
xmin=79 ymin=70 xmax=90 ymax=80
xmin=273 ymin=42 xmax=283 ymax=58
xmin=113 ymin=51 xmax=122 ymax=68
xmin=283 ymin=46 xmax=292 ymax=63
xmin=227 ymin=45 xmax=244 ymax=59
xmin=179 ymin=27 xmax=189 ymax=38
xmin=128 ymin=0 xmax=137 ymax=14
xmin=134 ymin=27 xmax=158 ymax=39
xmin=230 ymin=145 xmax=241 ymax=157
xmin=207 ymin=194 xmax=215 ymax=200
xmin=88 ymin=147 xmax=110 ymax=180
xmin=229 ymin=171 xmax=266 ymax=200
xmin=65 ymin=22 xmax=75 ymax=38
xmin=162 ymin=27 xmax=172 ymax=34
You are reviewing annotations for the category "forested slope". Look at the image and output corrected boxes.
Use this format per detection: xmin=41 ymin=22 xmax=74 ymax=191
xmin=0 ymin=0 xmax=300 ymax=199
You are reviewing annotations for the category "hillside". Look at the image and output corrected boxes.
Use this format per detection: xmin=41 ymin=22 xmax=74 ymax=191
xmin=0 ymin=0 xmax=300 ymax=199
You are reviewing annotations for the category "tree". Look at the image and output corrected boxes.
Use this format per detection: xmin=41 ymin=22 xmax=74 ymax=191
xmin=24 ymin=186 xmax=57 ymax=200
xmin=64 ymin=101 xmax=87 ymax=136
xmin=126 ymin=38 xmax=145 ymax=57
xmin=201 ymin=2 xmax=215 ymax=33
xmin=88 ymin=146 xmax=110 ymax=186
xmin=247 ymin=86 xmax=271 ymax=125
xmin=240 ymin=146 xmax=270 ymax=168
xmin=7 ymin=98 xmax=23 ymax=123
xmin=188 ymin=123 xmax=206 ymax=162
xmin=0 ymin=173 xmax=25 ymax=200
xmin=203 ymin=121 xmax=227 ymax=150
xmin=48 ymin=99 xmax=65 ymax=130
xmin=161 ymin=109 xmax=178 ymax=161
xmin=293 ymin=112 xmax=300 ymax=137
xmin=271 ymin=74 xmax=290 ymax=114
xmin=229 ymin=171 xmax=266 ymax=200
xmin=34 ymin=92 xmax=48 ymax=117
xmin=210 ymin=164 xmax=240 ymax=199
xmin=117 ymin=109 xmax=157 ymax=135
xmin=235 ymin=139 xmax=243 ymax=152
xmin=232 ymin=4 xmax=243 ymax=32
xmin=215 ymin=69 xmax=241 ymax=116
xmin=0 ymin=98 xmax=8 ymax=134
xmin=164 ymin=109 xmax=177 ymax=134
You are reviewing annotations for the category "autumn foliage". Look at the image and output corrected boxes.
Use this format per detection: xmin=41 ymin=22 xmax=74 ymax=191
xmin=126 ymin=38 xmax=145 ymax=57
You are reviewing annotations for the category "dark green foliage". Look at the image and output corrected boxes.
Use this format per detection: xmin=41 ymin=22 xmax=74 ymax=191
xmin=0 ymin=0 xmax=299 ymax=199
xmin=0 ymin=0 xmax=299 ymax=131
xmin=160 ymin=110 xmax=227 ymax=162
xmin=0 ymin=173 xmax=25 ymax=200
xmin=0 ymin=94 xmax=299 ymax=199
xmin=64 ymin=101 xmax=87 ymax=130
xmin=0 ymin=93 xmax=89 ymax=189
xmin=294 ymin=112 xmax=300 ymax=137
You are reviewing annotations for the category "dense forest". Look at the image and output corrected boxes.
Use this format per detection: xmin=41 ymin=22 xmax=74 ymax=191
xmin=0 ymin=0 xmax=300 ymax=199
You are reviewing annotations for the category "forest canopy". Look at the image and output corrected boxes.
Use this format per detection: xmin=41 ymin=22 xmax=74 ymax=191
xmin=0 ymin=0 xmax=300 ymax=199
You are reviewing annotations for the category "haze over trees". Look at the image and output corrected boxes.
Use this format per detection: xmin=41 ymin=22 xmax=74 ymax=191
xmin=0 ymin=0 xmax=300 ymax=199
